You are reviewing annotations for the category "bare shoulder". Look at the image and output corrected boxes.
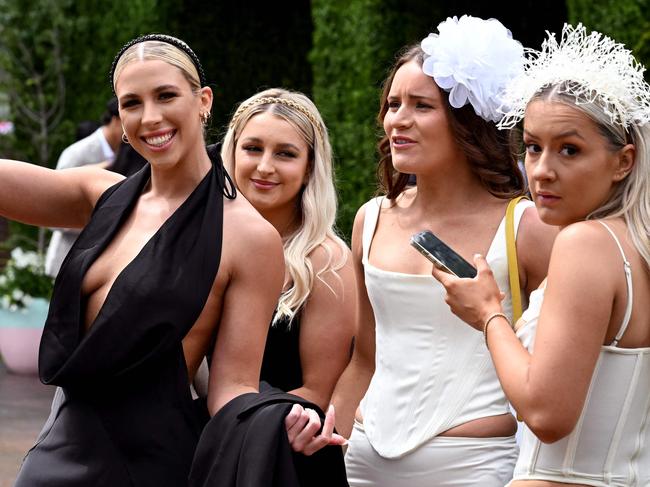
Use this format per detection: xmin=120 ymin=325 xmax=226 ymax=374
xmin=222 ymin=195 xmax=283 ymax=270
xmin=69 ymin=165 xmax=125 ymax=207
xmin=554 ymin=219 xmax=614 ymax=253
xmin=351 ymin=197 xmax=382 ymax=255
xmin=547 ymin=220 xmax=622 ymax=286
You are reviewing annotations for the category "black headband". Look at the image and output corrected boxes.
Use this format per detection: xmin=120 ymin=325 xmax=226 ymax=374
xmin=109 ymin=34 xmax=207 ymax=93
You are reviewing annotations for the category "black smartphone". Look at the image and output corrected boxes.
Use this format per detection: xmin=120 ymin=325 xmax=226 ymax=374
xmin=410 ymin=230 xmax=477 ymax=278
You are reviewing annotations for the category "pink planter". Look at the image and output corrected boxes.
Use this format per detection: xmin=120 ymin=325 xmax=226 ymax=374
xmin=0 ymin=327 xmax=43 ymax=374
xmin=0 ymin=298 xmax=48 ymax=375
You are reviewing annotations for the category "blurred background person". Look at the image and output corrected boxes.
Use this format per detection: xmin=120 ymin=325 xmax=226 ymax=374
xmin=44 ymin=97 xmax=122 ymax=277
xmin=74 ymin=120 xmax=102 ymax=141
xmin=107 ymin=142 xmax=147 ymax=177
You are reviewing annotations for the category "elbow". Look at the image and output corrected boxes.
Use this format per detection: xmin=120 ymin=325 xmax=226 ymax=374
xmin=525 ymin=410 xmax=576 ymax=444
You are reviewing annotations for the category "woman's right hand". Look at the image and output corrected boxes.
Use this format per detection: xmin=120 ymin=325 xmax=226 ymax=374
xmin=431 ymin=253 xmax=505 ymax=331
xmin=285 ymin=403 xmax=347 ymax=456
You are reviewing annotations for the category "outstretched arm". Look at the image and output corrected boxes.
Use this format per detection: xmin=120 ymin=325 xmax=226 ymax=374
xmin=0 ymin=159 xmax=122 ymax=228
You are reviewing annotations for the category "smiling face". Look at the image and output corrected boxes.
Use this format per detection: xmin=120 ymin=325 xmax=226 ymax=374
xmin=383 ymin=60 xmax=464 ymax=176
xmin=115 ymin=59 xmax=212 ymax=170
xmin=233 ymin=111 xmax=311 ymax=224
xmin=523 ymin=100 xmax=634 ymax=227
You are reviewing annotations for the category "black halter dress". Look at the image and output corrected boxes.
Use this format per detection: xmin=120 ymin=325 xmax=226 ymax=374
xmin=14 ymin=153 xmax=233 ymax=487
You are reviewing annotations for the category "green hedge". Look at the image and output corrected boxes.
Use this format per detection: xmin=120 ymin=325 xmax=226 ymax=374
xmin=567 ymin=0 xmax=650 ymax=76
xmin=166 ymin=1 xmax=314 ymax=144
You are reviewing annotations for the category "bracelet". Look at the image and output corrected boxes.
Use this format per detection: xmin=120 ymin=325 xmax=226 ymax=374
xmin=483 ymin=312 xmax=511 ymax=348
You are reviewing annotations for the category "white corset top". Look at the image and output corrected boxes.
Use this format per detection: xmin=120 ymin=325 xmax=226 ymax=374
xmin=513 ymin=221 xmax=650 ymax=486
xmin=359 ymin=197 xmax=531 ymax=458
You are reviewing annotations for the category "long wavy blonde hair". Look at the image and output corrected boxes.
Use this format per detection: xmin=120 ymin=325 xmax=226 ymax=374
xmin=222 ymin=88 xmax=348 ymax=325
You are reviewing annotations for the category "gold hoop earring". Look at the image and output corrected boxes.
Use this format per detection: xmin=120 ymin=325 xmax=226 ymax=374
xmin=122 ymin=133 xmax=129 ymax=144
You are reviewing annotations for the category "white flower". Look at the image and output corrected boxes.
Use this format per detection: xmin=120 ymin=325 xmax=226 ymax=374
xmin=12 ymin=289 xmax=24 ymax=301
xmin=0 ymin=275 xmax=6 ymax=286
xmin=9 ymin=247 xmax=42 ymax=269
xmin=421 ymin=15 xmax=524 ymax=122
xmin=10 ymin=247 xmax=28 ymax=269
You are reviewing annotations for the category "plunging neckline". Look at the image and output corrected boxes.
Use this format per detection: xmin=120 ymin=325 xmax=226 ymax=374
xmin=81 ymin=165 xmax=213 ymax=335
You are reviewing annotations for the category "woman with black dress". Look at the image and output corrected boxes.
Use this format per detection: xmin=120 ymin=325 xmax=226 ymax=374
xmin=3 ymin=35 xmax=285 ymax=487
xmin=220 ymin=88 xmax=356 ymax=410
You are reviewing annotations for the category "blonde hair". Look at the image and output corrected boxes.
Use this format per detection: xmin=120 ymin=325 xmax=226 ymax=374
xmin=533 ymin=83 xmax=650 ymax=269
xmin=113 ymin=40 xmax=201 ymax=93
xmin=222 ymin=88 xmax=347 ymax=325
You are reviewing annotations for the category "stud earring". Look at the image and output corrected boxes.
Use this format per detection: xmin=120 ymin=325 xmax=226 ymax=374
xmin=200 ymin=111 xmax=211 ymax=125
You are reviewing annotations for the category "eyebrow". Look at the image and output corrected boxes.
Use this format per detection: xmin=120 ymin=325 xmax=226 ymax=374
xmin=523 ymin=129 xmax=586 ymax=141
xmin=240 ymin=137 xmax=301 ymax=152
xmin=387 ymin=93 xmax=437 ymax=102
xmin=119 ymin=84 xmax=181 ymax=101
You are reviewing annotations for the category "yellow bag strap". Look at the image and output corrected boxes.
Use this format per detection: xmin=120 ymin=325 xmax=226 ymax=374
xmin=506 ymin=196 xmax=527 ymax=323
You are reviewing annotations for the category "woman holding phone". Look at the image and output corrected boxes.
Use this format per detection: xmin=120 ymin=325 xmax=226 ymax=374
xmin=434 ymin=24 xmax=650 ymax=486
xmin=291 ymin=15 xmax=556 ymax=486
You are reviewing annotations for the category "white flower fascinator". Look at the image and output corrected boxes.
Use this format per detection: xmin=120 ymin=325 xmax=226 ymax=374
xmin=498 ymin=23 xmax=650 ymax=129
xmin=421 ymin=15 xmax=524 ymax=122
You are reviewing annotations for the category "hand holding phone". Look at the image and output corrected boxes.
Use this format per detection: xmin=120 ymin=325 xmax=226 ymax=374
xmin=410 ymin=230 xmax=477 ymax=278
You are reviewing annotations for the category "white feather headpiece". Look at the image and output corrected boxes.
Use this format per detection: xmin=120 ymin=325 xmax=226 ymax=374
xmin=498 ymin=23 xmax=650 ymax=129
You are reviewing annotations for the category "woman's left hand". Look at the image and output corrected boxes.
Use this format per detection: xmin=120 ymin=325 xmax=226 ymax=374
xmin=431 ymin=254 xmax=504 ymax=331
xmin=285 ymin=404 xmax=347 ymax=456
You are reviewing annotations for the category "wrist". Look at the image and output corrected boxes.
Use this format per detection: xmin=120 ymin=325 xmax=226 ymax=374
xmin=483 ymin=312 xmax=512 ymax=348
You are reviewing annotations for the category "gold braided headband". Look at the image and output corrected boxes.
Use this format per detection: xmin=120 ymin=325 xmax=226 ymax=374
xmin=229 ymin=96 xmax=324 ymax=138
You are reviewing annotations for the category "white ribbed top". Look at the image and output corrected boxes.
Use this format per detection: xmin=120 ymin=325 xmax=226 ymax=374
xmin=360 ymin=196 xmax=531 ymax=458
xmin=512 ymin=221 xmax=650 ymax=486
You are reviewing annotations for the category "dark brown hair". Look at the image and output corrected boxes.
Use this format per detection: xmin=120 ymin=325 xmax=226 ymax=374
xmin=377 ymin=44 xmax=525 ymax=200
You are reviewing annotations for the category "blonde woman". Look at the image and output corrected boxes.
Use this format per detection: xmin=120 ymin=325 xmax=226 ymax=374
xmin=5 ymin=35 xmax=285 ymax=486
xmin=220 ymin=88 xmax=356 ymax=412
xmin=435 ymin=24 xmax=650 ymax=486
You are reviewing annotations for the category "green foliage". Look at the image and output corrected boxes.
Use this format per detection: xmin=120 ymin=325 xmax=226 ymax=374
xmin=0 ymin=0 xmax=71 ymax=166
xmin=567 ymin=0 xmax=650 ymax=77
xmin=311 ymin=0 xmax=385 ymax=240
xmin=165 ymin=0 xmax=314 ymax=144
